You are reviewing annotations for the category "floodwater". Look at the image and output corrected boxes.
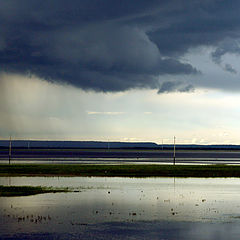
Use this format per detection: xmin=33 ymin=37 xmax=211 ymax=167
xmin=2 ymin=149 xmax=240 ymax=165
xmin=1 ymin=177 xmax=240 ymax=239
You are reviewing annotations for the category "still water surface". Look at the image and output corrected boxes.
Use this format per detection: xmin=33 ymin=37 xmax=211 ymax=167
xmin=1 ymin=177 xmax=240 ymax=239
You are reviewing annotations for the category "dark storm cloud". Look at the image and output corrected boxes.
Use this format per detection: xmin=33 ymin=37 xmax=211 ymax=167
xmin=1 ymin=0 xmax=240 ymax=92
xmin=224 ymin=64 xmax=237 ymax=74
xmin=158 ymin=81 xmax=194 ymax=94
xmin=211 ymin=38 xmax=240 ymax=73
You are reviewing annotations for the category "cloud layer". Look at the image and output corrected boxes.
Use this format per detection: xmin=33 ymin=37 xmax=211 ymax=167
xmin=1 ymin=0 xmax=240 ymax=92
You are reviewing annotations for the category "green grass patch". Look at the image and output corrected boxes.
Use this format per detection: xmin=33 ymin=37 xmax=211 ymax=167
xmin=0 ymin=185 xmax=69 ymax=197
xmin=1 ymin=164 xmax=240 ymax=177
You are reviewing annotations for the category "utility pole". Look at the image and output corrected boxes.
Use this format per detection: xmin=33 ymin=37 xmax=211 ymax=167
xmin=173 ymin=136 xmax=176 ymax=165
xmin=9 ymin=136 xmax=12 ymax=165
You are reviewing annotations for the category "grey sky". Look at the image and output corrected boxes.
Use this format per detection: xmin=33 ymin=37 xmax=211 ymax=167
xmin=1 ymin=1 xmax=240 ymax=143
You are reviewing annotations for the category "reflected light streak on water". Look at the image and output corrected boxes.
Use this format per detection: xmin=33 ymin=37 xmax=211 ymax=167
xmin=2 ymin=158 xmax=240 ymax=165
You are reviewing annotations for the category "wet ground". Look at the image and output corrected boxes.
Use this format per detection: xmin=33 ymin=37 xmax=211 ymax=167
xmin=1 ymin=149 xmax=240 ymax=164
xmin=1 ymin=177 xmax=240 ymax=239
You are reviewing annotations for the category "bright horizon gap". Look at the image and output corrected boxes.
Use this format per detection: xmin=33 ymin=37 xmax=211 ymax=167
xmin=1 ymin=74 xmax=240 ymax=145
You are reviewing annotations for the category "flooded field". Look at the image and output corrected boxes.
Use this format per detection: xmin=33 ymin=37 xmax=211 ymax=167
xmin=2 ymin=149 xmax=240 ymax=165
xmin=1 ymin=177 xmax=240 ymax=239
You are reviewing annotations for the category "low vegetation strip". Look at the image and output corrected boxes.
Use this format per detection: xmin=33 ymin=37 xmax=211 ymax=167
xmin=1 ymin=164 xmax=240 ymax=177
xmin=0 ymin=185 xmax=69 ymax=197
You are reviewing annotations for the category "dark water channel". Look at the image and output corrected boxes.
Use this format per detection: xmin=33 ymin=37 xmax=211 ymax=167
xmin=1 ymin=177 xmax=240 ymax=239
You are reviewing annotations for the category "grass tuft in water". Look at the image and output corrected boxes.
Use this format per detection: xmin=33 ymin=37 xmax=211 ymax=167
xmin=0 ymin=185 xmax=69 ymax=197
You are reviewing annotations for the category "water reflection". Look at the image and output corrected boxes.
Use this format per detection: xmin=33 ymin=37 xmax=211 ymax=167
xmin=1 ymin=177 xmax=240 ymax=239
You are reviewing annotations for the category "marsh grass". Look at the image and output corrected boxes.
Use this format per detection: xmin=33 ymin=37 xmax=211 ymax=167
xmin=0 ymin=185 xmax=69 ymax=197
xmin=1 ymin=164 xmax=240 ymax=177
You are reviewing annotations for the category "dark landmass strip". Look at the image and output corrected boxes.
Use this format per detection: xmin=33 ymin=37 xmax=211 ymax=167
xmin=1 ymin=164 xmax=240 ymax=177
xmin=0 ymin=185 xmax=69 ymax=197
xmin=1 ymin=140 xmax=240 ymax=150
